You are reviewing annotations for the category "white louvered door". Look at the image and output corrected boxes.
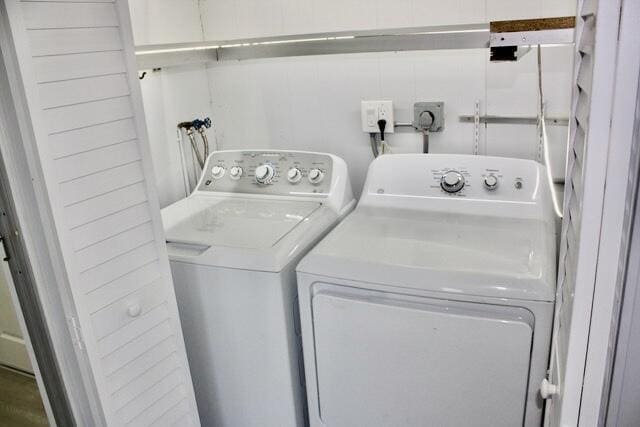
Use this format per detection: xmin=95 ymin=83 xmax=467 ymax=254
xmin=546 ymin=0 xmax=622 ymax=425
xmin=3 ymin=1 xmax=200 ymax=425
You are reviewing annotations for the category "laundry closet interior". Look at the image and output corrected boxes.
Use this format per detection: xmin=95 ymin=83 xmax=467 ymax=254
xmin=0 ymin=0 xmax=639 ymax=426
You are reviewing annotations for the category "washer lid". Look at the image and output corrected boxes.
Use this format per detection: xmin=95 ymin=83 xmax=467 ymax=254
xmin=297 ymin=206 xmax=557 ymax=302
xmin=164 ymin=197 xmax=322 ymax=249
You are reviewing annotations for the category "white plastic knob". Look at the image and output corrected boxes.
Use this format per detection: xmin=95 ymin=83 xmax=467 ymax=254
xmin=287 ymin=168 xmax=302 ymax=183
xmin=211 ymin=166 xmax=226 ymax=179
xmin=255 ymin=164 xmax=275 ymax=184
xmin=484 ymin=174 xmax=499 ymax=190
xmin=229 ymin=166 xmax=243 ymax=180
xmin=308 ymin=168 xmax=325 ymax=184
xmin=440 ymin=171 xmax=465 ymax=193
xmin=127 ymin=303 xmax=142 ymax=318
xmin=540 ymin=378 xmax=559 ymax=399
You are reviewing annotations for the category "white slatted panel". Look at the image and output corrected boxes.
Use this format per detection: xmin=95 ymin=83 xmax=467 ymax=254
xmin=554 ymin=1 xmax=596 ymax=360
xmin=552 ymin=0 xmax=596 ymax=403
xmin=557 ymin=2 xmax=595 ymax=359
xmin=5 ymin=1 xmax=200 ymax=425
xmin=548 ymin=0 xmax=622 ymax=424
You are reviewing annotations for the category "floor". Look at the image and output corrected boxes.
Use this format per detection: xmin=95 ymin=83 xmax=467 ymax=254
xmin=0 ymin=366 xmax=48 ymax=426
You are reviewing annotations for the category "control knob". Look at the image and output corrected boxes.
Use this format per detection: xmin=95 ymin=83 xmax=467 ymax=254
xmin=255 ymin=164 xmax=275 ymax=184
xmin=229 ymin=166 xmax=243 ymax=180
xmin=308 ymin=168 xmax=325 ymax=185
xmin=211 ymin=166 xmax=226 ymax=179
xmin=287 ymin=168 xmax=302 ymax=184
xmin=440 ymin=171 xmax=465 ymax=193
xmin=484 ymin=174 xmax=499 ymax=191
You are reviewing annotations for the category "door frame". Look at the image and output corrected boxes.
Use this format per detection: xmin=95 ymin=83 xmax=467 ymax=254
xmin=577 ymin=0 xmax=640 ymax=423
xmin=0 ymin=63 xmax=73 ymax=426
xmin=605 ymin=96 xmax=640 ymax=424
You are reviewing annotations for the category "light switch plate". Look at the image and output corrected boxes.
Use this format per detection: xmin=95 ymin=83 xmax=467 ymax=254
xmin=361 ymin=100 xmax=394 ymax=133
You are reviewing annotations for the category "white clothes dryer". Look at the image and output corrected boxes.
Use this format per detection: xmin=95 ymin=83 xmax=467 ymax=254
xmin=162 ymin=150 xmax=354 ymax=427
xmin=297 ymin=154 xmax=557 ymax=427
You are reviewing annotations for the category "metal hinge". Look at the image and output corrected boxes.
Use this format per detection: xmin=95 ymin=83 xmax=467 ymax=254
xmin=68 ymin=316 xmax=85 ymax=351
xmin=0 ymin=236 xmax=10 ymax=261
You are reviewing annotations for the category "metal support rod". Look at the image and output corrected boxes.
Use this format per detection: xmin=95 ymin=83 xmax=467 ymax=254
xmin=459 ymin=115 xmax=569 ymax=126
xmin=422 ymin=131 xmax=430 ymax=153
xmin=394 ymin=122 xmax=414 ymax=128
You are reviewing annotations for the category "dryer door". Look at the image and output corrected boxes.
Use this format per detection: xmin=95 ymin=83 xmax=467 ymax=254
xmin=311 ymin=286 xmax=534 ymax=427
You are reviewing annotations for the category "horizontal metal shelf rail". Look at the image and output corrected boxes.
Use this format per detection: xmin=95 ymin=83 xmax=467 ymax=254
xmin=135 ymin=20 xmax=574 ymax=69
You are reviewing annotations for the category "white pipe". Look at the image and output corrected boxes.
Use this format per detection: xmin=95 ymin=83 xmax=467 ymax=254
xmin=537 ymin=46 xmax=564 ymax=218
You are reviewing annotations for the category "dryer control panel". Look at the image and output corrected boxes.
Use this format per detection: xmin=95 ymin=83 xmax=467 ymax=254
xmin=196 ymin=151 xmax=334 ymax=196
xmin=360 ymin=154 xmax=554 ymax=221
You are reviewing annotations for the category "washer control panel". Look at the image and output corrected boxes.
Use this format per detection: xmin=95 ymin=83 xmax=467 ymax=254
xmin=197 ymin=151 xmax=333 ymax=196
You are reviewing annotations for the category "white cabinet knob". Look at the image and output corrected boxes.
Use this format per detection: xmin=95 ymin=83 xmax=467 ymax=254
xmin=127 ymin=303 xmax=142 ymax=318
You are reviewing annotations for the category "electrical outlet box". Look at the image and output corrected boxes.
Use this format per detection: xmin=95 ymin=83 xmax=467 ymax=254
xmin=413 ymin=102 xmax=445 ymax=132
xmin=361 ymin=100 xmax=394 ymax=133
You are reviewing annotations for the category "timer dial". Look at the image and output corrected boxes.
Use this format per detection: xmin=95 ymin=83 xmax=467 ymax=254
xmin=255 ymin=164 xmax=275 ymax=184
xmin=440 ymin=171 xmax=465 ymax=193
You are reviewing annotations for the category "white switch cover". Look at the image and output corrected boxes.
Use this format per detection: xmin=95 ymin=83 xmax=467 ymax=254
xmin=361 ymin=100 xmax=394 ymax=133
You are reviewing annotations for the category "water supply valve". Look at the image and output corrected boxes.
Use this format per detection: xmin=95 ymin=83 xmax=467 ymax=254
xmin=192 ymin=117 xmax=212 ymax=131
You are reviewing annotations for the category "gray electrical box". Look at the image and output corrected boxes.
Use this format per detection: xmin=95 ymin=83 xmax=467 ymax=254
xmin=413 ymin=102 xmax=445 ymax=132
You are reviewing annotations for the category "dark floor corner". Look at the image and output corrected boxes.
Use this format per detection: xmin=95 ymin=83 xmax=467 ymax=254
xmin=0 ymin=366 xmax=48 ymax=426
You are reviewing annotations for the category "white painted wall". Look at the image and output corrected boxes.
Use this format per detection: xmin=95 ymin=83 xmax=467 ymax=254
xmin=130 ymin=0 xmax=575 ymax=206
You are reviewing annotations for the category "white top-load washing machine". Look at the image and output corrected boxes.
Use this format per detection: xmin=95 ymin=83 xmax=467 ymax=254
xmin=297 ymin=154 xmax=557 ymax=427
xmin=162 ymin=150 xmax=354 ymax=427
